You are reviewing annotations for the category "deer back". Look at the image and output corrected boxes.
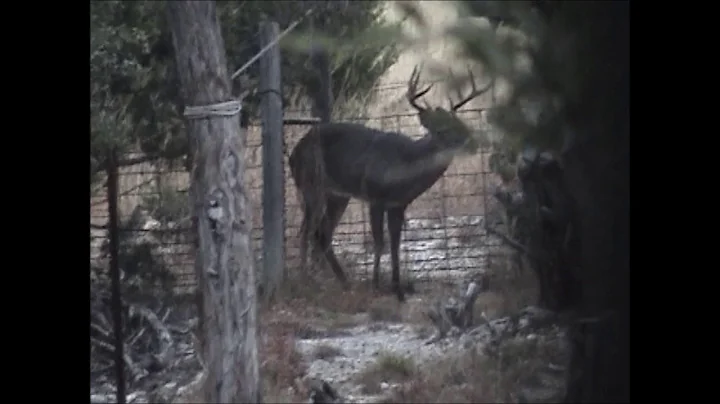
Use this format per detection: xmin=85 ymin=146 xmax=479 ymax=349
xmin=291 ymin=122 xmax=456 ymax=207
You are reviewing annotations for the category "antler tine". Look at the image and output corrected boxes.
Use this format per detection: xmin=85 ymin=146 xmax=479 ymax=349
xmin=447 ymin=68 xmax=457 ymax=110
xmin=407 ymin=65 xmax=434 ymax=112
xmin=451 ymin=67 xmax=495 ymax=111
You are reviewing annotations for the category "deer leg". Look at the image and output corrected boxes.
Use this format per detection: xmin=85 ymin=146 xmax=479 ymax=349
xmin=369 ymin=204 xmax=386 ymax=290
xmin=387 ymin=207 xmax=406 ymax=302
xmin=316 ymin=195 xmax=350 ymax=289
xmin=301 ymin=192 xmax=326 ymax=272
xmin=299 ymin=202 xmax=312 ymax=272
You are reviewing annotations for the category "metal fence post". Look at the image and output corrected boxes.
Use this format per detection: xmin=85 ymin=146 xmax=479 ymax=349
xmin=106 ymin=147 xmax=126 ymax=404
xmin=259 ymin=20 xmax=285 ymax=300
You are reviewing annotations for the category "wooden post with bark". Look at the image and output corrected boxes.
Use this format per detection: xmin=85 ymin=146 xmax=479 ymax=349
xmin=259 ymin=20 xmax=285 ymax=301
xmin=166 ymin=1 xmax=260 ymax=402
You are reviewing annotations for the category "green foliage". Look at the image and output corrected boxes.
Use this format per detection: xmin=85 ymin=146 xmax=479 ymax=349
xmin=222 ymin=1 xmax=399 ymax=109
xmin=141 ymin=183 xmax=190 ymax=225
xmin=91 ymin=1 xmax=190 ymax=172
xmin=90 ymin=0 xmax=399 ymax=186
xmin=446 ymin=1 xmax=627 ymax=153
xmin=383 ymin=1 xmax=574 ymax=153
xmin=99 ymin=206 xmax=177 ymax=293
xmin=364 ymin=1 xmax=620 ymax=179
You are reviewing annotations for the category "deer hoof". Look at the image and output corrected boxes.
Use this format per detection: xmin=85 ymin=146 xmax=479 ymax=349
xmin=394 ymin=285 xmax=406 ymax=303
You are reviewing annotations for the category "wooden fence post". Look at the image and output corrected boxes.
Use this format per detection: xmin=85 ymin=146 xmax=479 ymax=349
xmin=259 ymin=20 xmax=285 ymax=300
xmin=166 ymin=1 xmax=260 ymax=401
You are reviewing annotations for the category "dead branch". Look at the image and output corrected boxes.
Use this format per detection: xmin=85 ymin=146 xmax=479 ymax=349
xmin=127 ymin=304 xmax=170 ymax=348
xmin=308 ymin=378 xmax=343 ymax=404
xmin=91 ymin=337 xmax=146 ymax=381
xmin=129 ymin=305 xmax=175 ymax=371
xmin=91 ymin=154 xmax=164 ymax=178
xmin=462 ymin=305 xmax=558 ymax=356
xmin=91 ymin=297 xmax=175 ymax=375
xmin=484 ymin=224 xmax=536 ymax=258
xmin=93 ymin=311 xmax=114 ymax=331
xmin=425 ymin=279 xmax=484 ymax=344
xmin=168 ymin=316 xmax=198 ymax=334
xmin=172 ymin=370 xmax=207 ymax=403
xmin=91 ymin=321 xmax=112 ymax=339
xmin=90 ymin=391 xmax=144 ymax=404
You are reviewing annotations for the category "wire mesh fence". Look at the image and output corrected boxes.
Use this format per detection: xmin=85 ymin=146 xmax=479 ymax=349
xmin=89 ymin=84 xmax=506 ymax=296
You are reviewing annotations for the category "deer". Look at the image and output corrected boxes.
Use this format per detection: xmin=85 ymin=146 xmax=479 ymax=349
xmin=289 ymin=65 xmax=493 ymax=302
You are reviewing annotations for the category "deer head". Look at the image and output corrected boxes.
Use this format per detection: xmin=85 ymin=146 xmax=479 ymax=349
xmin=406 ymin=65 xmax=494 ymax=154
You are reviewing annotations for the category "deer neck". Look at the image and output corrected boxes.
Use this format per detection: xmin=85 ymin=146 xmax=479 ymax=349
xmin=412 ymin=133 xmax=458 ymax=167
xmin=381 ymin=134 xmax=457 ymax=183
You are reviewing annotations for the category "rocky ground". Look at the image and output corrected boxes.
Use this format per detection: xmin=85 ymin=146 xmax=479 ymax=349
xmin=91 ymin=210 xmax=565 ymax=403
xmin=90 ymin=298 xmax=204 ymax=404
xmin=296 ymin=304 xmax=451 ymax=403
xmin=91 ymin=281 xmax=568 ymax=404
xmin=295 ymin=297 xmax=568 ymax=403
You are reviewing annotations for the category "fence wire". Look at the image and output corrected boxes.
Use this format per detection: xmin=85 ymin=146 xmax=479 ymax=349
xmin=90 ymin=84 xmax=508 ymax=295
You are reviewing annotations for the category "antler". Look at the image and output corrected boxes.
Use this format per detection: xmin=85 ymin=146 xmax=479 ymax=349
xmin=449 ymin=67 xmax=495 ymax=111
xmin=407 ymin=65 xmax=434 ymax=113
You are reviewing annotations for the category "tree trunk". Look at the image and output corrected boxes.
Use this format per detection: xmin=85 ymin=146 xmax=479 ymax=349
xmin=165 ymin=2 xmax=261 ymax=403
xmin=563 ymin=124 xmax=629 ymax=403
xmin=561 ymin=2 xmax=630 ymax=402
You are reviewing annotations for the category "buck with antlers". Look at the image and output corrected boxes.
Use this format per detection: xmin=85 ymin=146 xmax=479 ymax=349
xmin=289 ymin=66 xmax=493 ymax=302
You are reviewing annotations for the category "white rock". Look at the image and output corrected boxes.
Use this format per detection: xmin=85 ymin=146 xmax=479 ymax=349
xmin=142 ymin=219 xmax=161 ymax=230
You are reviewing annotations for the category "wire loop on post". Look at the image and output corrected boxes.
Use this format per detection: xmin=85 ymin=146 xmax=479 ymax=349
xmin=183 ymin=100 xmax=243 ymax=120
